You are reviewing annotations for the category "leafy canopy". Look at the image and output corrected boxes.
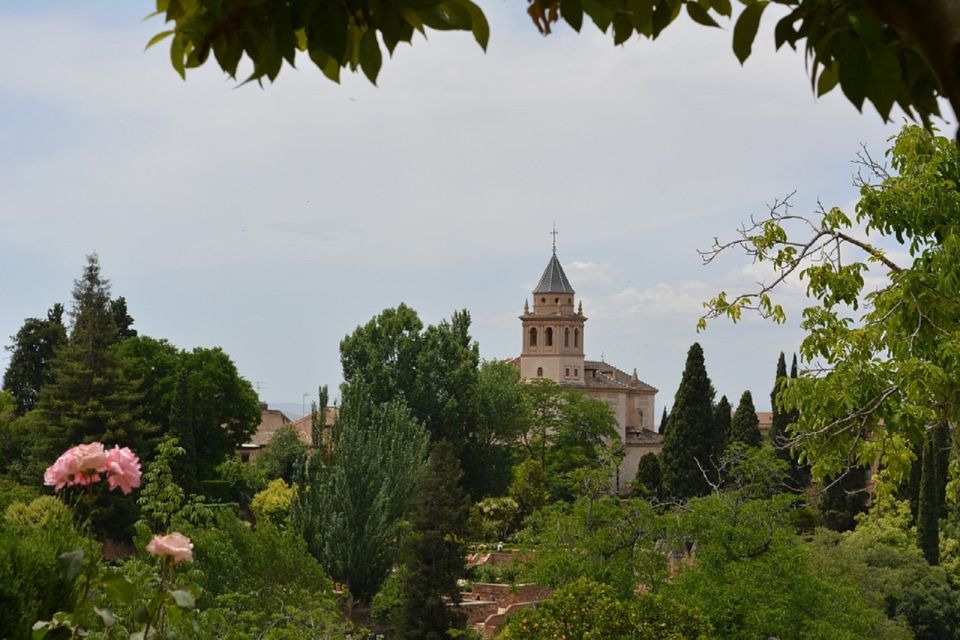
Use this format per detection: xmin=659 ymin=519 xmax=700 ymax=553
xmin=147 ymin=0 xmax=954 ymax=135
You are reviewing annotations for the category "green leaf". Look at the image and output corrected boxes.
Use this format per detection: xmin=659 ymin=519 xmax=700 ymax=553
xmin=838 ymin=44 xmax=870 ymax=110
xmin=459 ymin=0 xmax=490 ymax=50
xmin=359 ymin=31 xmax=383 ymax=84
xmin=102 ymin=573 xmax=137 ymax=605
xmin=399 ymin=7 xmax=426 ymax=34
xmin=816 ymin=61 xmax=839 ymax=97
xmin=58 ymin=549 xmax=84 ymax=583
xmin=708 ymin=0 xmax=732 ymax=18
xmin=308 ymin=47 xmax=341 ymax=83
xmin=561 ymin=0 xmax=584 ymax=32
xmin=868 ymin=47 xmax=901 ymax=120
xmin=773 ymin=14 xmax=796 ymax=50
xmin=170 ymin=589 xmax=196 ymax=609
xmin=686 ymin=2 xmax=719 ymax=28
xmin=732 ymin=1 xmax=768 ymax=65
xmin=613 ymin=14 xmax=634 ymax=44
xmin=145 ymin=30 xmax=175 ymax=51
xmin=170 ymin=33 xmax=186 ymax=79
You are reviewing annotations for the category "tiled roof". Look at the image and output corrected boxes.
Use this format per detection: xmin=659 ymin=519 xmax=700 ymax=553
xmin=248 ymin=408 xmax=293 ymax=447
xmin=534 ymin=254 xmax=575 ymax=294
xmin=583 ymin=360 xmax=658 ymax=392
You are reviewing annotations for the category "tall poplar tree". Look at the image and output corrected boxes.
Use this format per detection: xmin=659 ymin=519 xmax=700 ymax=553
xmin=396 ymin=440 xmax=470 ymax=639
xmin=660 ymin=343 xmax=715 ymax=500
xmin=729 ymin=391 xmax=761 ymax=447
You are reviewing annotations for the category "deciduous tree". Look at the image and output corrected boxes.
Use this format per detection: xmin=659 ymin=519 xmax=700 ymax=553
xmin=2 ymin=305 xmax=67 ymax=417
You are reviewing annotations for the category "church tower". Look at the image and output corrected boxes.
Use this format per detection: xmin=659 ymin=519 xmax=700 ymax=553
xmin=519 ymin=247 xmax=587 ymax=385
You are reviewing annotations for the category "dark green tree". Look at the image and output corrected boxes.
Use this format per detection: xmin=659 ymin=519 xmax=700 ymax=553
xmin=2 ymin=305 xmax=67 ymax=416
xmin=917 ymin=424 xmax=943 ymax=565
xmin=115 ymin=338 xmax=259 ymax=483
xmin=820 ymin=467 xmax=869 ymax=532
xmin=32 ymin=255 xmax=148 ymax=461
xmin=658 ymin=406 xmax=668 ymax=436
xmin=292 ymin=387 xmax=429 ymax=603
xmin=168 ymin=368 xmax=198 ymax=493
xmin=729 ymin=391 xmax=761 ymax=448
xmin=712 ymin=395 xmax=731 ymax=459
xmin=340 ymin=303 xmax=423 ymax=407
xmin=661 ymin=343 xmax=716 ymax=500
xmin=769 ymin=352 xmax=789 ymax=449
xmin=632 ymin=453 xmax=662 ymax=500
xmin=396 ymin=440 xmax=470 ymax=639
xmin=341 ymin=306 xmax=525 ymax=499
xmin=109 ymin=296 xmax=137 ymax=339
xmin=256 ymin=425 xmax=308 ymax=484
xmin=311 ymin=384 xmax=329 ymax=449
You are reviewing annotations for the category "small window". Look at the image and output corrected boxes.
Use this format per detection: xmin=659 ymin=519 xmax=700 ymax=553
xmin=537 ymin=367 xmax=543 ymax=377
xmin=565 ymin=367 xmax=570 ymax=377
xmin=545 ymin=327 xmax=553 ymax=346
xmin=241 ymin=453 xmax=250 ymax=463
xmin=568 ymin=297 xmax=572 ymax=304
xmin=574 ymin=328 xmax=580 ymax=348
xmin=554 ymin=297 xmax=559 ymax=303
xmin=529 ymin=327 xmax=538 ymax=346
xmin=564 ymin=328 xmax=570 ymax=347
xmin=541 ymin=297 xmax=546 ymax=303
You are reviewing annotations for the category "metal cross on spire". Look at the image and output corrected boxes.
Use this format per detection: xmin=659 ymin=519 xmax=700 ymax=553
xmin=551 ymin=223 xmax=558 ymax=255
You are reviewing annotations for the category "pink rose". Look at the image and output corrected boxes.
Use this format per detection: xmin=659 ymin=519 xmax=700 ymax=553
xmin=44 ymin=442 xmax=108 ymax=492
xmin=146 ymin=532 xmax=194 ymax=564
xmin=104 ymin=446 xmax=141 ymax=494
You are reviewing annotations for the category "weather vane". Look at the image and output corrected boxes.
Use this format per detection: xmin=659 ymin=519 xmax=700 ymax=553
xmin=551 ymin=223 xmax=558 ymax=255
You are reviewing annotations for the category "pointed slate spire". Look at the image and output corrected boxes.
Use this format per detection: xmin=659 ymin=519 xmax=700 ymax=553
xmin=534 ymin=254 xmax=575 ymax=294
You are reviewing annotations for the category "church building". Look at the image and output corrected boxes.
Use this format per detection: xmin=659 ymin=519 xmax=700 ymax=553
xmin=511 ymin=248 xmax=662 ymax=493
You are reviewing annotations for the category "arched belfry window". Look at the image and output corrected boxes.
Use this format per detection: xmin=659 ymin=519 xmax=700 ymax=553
xmin=574 ymin=328 xmax=580 ymax=348
xmin=564 ymin=328 xmax=570 ymax=347
xmin=545 ymin=327 xmax=553 ymax=347
xmin=529 ymin=327 xmax=538 ymax=346
xmin=537 ymin=367 xmax=543 ymax=377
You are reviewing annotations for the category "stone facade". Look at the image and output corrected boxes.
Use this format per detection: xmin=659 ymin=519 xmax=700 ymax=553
xmin=513 ymin=251 xmax=661 ymax=493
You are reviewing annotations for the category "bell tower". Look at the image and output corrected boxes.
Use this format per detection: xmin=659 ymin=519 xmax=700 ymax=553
xmin=519 ymin=240 xmax=586 ymax=385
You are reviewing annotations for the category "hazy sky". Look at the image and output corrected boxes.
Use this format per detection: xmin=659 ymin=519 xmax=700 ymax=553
xmin=0 ymin=2 xmax=927 ymax=418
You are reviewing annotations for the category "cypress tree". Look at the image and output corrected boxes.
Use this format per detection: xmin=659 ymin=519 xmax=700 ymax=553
xmin=168 ymin=368 xmax=197 ymax=493
xmin=918 ymin=425 xmax=941 ymax=564
xmin=396 ymin=440 xmax=470 ymax=639
xmin=934 ymin=420 xmax=951 ymax=519
xmin=820 ymin=467 xmax=868 ymax=532
xmin=660 ymin=343 xmax=716 ymax=500
xmin=768 ymin=352 xmax=789 ymax=449
xmin=659 ymin=406 xmax=669 ymax=435
xmin=632 ymin=452 xmax=662 ymax=500
xmin=712 ymin=395 xmax=731 ymax=458
xmin=729 ymin=391 xmax=761 ymax=447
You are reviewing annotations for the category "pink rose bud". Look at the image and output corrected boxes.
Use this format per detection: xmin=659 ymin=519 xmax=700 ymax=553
xmin=146 ymin=532 xmax=194 ymax=564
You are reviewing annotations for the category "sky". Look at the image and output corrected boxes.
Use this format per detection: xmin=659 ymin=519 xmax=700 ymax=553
xmin=0 ymin=2 xmax=932 ymax=420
